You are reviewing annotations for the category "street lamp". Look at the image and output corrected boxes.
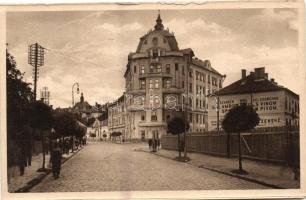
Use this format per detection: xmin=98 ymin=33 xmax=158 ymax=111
xmin=72 ymin=82 xmax=79 ymax=107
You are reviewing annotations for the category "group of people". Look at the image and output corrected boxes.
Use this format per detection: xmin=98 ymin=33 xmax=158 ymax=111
xmin=148 ymin=138 xmax=161 ymax=152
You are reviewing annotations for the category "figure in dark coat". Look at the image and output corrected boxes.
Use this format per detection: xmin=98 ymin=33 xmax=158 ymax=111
xmin=148 ymin=139 xmax=153 ymax=151
xmin=50 ymin=139 xmax=62 ymax=179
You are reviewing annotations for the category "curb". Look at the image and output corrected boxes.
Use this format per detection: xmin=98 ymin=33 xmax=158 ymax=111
xmin=14 ymin=147 xmax=84 ymax=193
xmin=136 ymin=148 xmax=283 ymax=189
xmin=198 ymin=165 xmax=283 ymax=189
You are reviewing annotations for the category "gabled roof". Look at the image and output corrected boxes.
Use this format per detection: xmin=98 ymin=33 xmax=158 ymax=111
xmin=218 ymin=73 xmax=298 ymax=97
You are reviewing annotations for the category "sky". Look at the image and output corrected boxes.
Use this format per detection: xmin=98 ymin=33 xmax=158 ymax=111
xmin=6 ymin=8 xmax=300 ymax=108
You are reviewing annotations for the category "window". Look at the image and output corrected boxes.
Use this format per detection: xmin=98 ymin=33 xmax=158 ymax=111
xmin=196 ymin=99 xmax=199 ymax=107
xmin=140 ymin=80 xmax=146 ymax=89
xmin=164 ymin=79 xmax=171 ymax=88
xmin=196 ymin=71 xmax=199 ymax=80
xmin=189 ymin=69 xmax=193 ymax=78
xmin=150 ymin=65 xmax=154 ymax=73
xmin=163 ymin=38 xmax=167 ymax=43
xmin=208 ymin=75 xmax=211 ymax=83
xmin=144 ymin=40 xmax=147 ymax=44
xmin=154 ymin=79 xmax=159 ymax=89
xmin=141 ymin=112 xmax=146 ymax=121
xmin=285 ymin=97 xmax=288 ymax=110
xmin=157 ymin=65 xmax=162 ymax=73
xmin=219 ymin=79 xmax=222 ymax=88
xmin=151 ymin=110 xmax=157 ymax=121
xmin=182 ymin=81 xmax=184 ymax=88
xmin=149 ymin=79 xmax=153 ymax=89
xmin=152 ymin=37 xmax=158 ymax=45
xmin=175 ymin=63 xmax=179 ymax=71
xmin=196 ymin=114 xmax=199 ymax=123
xmin=240 ymin=99 xmax=247 ymax=105
xmin=189 ymin=113 xmax=193 ymax=122
xmin=153 ymin=50 xmax=158 ymax=58
xmin=140 ymin=66 xmax=145 ymax=74
xmin=134 ymin=66 xmax=137 ymax=73
xmin=182 ymin=66 xmax=185 ymax=75
xmin=189 ymin=83 xmax=192 ymax=92
xmin=189 ymin=97 xmax=192 ymax=107
xmin=166 ymin=64 xmax=171 ymax=74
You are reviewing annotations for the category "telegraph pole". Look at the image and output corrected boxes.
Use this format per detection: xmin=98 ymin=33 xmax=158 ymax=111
xmin=28 ymin=43 xmax=45 ymax=101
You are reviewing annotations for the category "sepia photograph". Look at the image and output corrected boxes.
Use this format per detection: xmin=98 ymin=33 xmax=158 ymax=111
xmin=1 ymin=2 xmax=305 ymax=199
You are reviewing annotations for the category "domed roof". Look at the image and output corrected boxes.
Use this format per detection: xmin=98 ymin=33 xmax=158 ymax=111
xmin=136 ymin=13 xmax=179 ymax=53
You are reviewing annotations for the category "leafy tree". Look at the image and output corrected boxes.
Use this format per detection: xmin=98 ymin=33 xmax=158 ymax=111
xmin=222 ymin=104 xmax=260 ymax=174
xmin=28 ymin=101 xmax=53 ymax=171
xmin=167 ymin=117 xmax=190 ymax=158
xmin=6 ymin=50 xmax=34 ymax=167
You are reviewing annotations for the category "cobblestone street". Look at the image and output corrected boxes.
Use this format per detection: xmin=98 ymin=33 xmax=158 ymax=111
xmin=30 ymin=142 xmax=270 ymax=192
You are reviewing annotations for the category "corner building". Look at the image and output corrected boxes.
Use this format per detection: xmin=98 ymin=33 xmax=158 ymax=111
xmin=124 ymin=14 xmax=224 ymax=140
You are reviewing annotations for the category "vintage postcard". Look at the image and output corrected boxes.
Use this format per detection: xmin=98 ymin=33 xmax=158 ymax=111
xmin=1 ymin=1 xmax=305 ymax=199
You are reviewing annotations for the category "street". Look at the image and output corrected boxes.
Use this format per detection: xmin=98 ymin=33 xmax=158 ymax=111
xmin=31 ymin=142 xmax=270 ymax=192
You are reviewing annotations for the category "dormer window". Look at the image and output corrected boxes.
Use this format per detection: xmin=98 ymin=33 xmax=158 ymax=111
xmin=152 ymin=37 xmax=158 ymax=45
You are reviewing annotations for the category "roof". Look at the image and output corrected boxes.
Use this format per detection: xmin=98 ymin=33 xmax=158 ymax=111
xmin=136 ymin=29 xmax=179 ymax=53
xmin=191 ymin=58 xmax=222 ymax=76
xmin=218 ymin=73 xmax=299 ymax=97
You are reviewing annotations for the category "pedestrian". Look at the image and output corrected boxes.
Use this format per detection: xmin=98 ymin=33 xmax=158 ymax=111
xmin=18 ymin=141 xmax=26 ymax=176
xmin=50 ymin=138 xmax=62 ymax=179
xmin=148 ymin=139 xmax=153 ymax=151
xmin=157 ymin=139 xmax=160 ymax=150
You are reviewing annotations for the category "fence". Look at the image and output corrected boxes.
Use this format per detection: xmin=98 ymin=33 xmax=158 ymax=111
xmin=161 ymin=130 xmax=299 ymax=166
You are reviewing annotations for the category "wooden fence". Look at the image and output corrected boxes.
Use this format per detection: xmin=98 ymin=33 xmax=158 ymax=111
xmin=161 ymin=130 xmax=299 ymax=166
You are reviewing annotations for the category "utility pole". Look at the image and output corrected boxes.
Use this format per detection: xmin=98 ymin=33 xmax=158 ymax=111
xmin=28 ymin=43 xmax=45 ymax=101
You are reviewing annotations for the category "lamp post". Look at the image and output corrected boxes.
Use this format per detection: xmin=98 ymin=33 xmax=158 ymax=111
xmin=72 ymin=82 xmax=79 ymax=107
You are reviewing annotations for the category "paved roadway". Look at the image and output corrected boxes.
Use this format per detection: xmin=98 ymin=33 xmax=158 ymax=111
xmin=31 ymin=142 xmax=269 ymax=192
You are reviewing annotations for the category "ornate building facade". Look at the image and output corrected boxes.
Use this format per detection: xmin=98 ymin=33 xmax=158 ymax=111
xmin=123 ymin=14 xmax=224 ymax=140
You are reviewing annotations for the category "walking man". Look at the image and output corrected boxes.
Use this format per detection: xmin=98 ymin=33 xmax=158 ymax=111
xmin=50 ymin=138 xmax=62 ymax=179
xmin=148 ymin=139 xmax=153 ymax=151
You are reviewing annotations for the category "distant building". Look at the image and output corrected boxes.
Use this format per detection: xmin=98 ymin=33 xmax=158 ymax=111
xmin=73 ymin=93 xmax=103 ymax=120
xmin=40 ymin=87 xmax=50 ymax=105
xmin=208 ymin=67 xmax=299 ymax=131
xmin=123 ymin=13 xmax=224 ymax=139
xmin=108 ymin=95 xmax=127 ymax=140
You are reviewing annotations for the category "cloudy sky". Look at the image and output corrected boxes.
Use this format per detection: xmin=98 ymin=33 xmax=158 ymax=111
xmin=7 ymin=8 xmax=300 ymax=108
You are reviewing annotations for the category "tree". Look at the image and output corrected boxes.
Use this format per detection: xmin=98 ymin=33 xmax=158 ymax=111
xmin=167 ymin=117 xmax=190 ymax=160
xmin=222 ymin=104 xmax=260 ymax=174
xmin=28 ymin=101 xmax=53 ymax=172
xmin=7 ymin=50 xmax=34 ymax=168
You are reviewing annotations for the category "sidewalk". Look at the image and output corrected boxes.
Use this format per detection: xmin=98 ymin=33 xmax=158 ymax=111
xmin=8 ymin=147 xmax=83 ymax=193
xmin=137 ymin=147 xmax=299 ymax=189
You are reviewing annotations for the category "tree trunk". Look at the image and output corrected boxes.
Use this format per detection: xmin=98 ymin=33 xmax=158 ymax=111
xmin=238 ymin=132 xmax=242 ymax=172
xmin=227 ymin=132 xmax=231 ymax=158
xmin=178 ymin=133 xmax=181 ymax=158
xmin=183 ymin=131 xmax=187 ymax=158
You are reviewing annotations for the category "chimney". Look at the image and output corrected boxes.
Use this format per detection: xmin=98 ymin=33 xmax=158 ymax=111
xmin=271 ymin=78 xmax=275 ymax=83
xmin=241 ymin=69 xmax=246 ymax=79
xmin=254 ymin=67 xmax=265 ymax=79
